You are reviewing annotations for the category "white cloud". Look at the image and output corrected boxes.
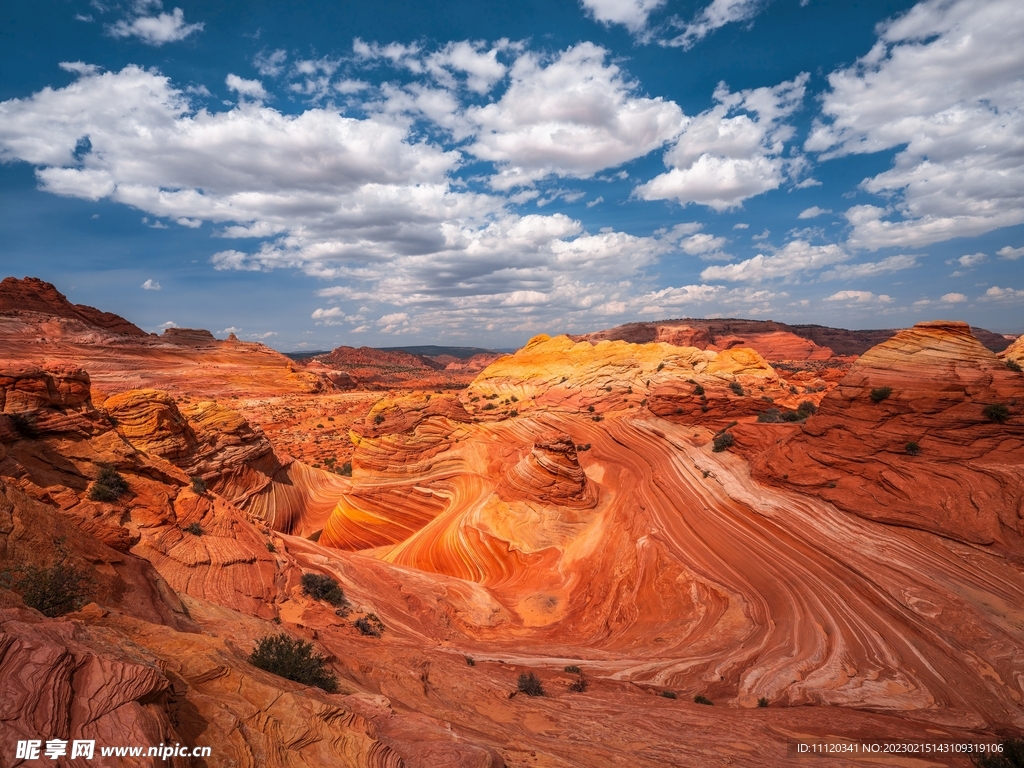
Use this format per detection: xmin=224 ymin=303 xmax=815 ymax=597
xmin=666 ymin=0 xmax=765 ymax=49
xmin=807 ymin=0 xmax=1024 ymax=250
xmin=586 ymin=196 xmax=604 ymax=207
xmin=158 ymin=320 xmax=178 ymax=329
xmin=997 ymin=245 xmax=1024 ymax=260
xmin=941 ymin=292 xmax=967 ymax=303
xmin=732 ymin=222 xmax=748 ymax=229
xmin=254 ymin=49 xmax=287 ymax=77
xmin=636 ymin=75 xmax=807 ymax=211
xmin=465 ymin=43 xmax=684 ymax=188
xmin=425 ymin=41 xmax=508 ymax=94
xmin=220 ymin=326 xmax=241 ymax=335
xmin=141 ymin=278 xmax=161 ymax=290
xmin=798 ymin=205 xmax=831 ymax=219
xmin=579 ymin=0 xmax=666 ymax=34
xmin=824 ymin=290 xmax=893 ymax=304
xmin=225 ymin=74 xmax=267 ymax=100
xmin=956 ymin=252 xmax=987 ymax=268
xmin=700 ymin=239 xmax=846 ymax=283
xmin=108 ymin=5 xmax=203 ymax=45
xmin=820 ymin=254 xmax=917 ymax=280
xmin=984 ymin=286 xmax=1024 ymax=301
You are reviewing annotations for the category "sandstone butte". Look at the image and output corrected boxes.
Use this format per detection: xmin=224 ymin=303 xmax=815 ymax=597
xmin=1 ymin=294 xmax=1023 ymax=766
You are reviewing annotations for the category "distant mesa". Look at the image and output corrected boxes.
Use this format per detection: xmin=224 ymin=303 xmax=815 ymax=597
xmin=161 ymin=327 xmax=217 ymax=345
xmin=0 ymin=276 xmax=146 ymax=336
xmin=575 ymin=317 xmax=1013 ymax=359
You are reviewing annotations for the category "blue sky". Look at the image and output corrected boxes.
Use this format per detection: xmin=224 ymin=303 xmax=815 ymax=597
xmin=1 ymin=0 xmax=1022 ymax=349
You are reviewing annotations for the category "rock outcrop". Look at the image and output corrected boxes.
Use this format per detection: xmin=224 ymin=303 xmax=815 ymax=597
xmin=0 ymin=276 xmax=146 ymax=335
xmin=754 ymin=321 xmax=1024 ymax=551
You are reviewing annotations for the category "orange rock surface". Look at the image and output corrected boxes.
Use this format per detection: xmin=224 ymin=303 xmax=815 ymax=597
xmin=755 ymin=321 xmax=1024 ymax=552
xmin=2 ymin=292 xmax=1023 ymax=766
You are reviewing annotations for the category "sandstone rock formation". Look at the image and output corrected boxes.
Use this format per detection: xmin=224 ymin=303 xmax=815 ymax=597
xmin=755 ymin=321 xmax=1024 ymax=551
xmin=0 ymin=277 xmax=336 ymax=398
xmin=576 ymin=316 xmax=1013 ymax=357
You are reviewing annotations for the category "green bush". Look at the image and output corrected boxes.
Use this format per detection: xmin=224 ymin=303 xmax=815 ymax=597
xmin=190 ymin=476 xmax=208 ymax=494
xmin=13 ymin=556 xmax=92 ymax=617
xmin=373 ymin=413 xmax=385 ymax=425
xmin=355 ymin=613 xmax=384 ymax=637
xmin=564 ymin=665 xmax=582 ymax=674
xmin=661 ymin=690 xmax=676 ymax=699
xmin=905 ymin=441 xmax=921 ymax=455
xmin=693 ymin=384 xmax=705 ymax=396
xmin=972 ymin=738 xmax=1024 ymax=768
xmin=869 ymin=386 xmax=892 ymax=403
xmin=466 ymin=656 xmax=476 ymax=666
xmin=983 ymin=403 xmax=1010 ymax=423
xmin=694 ymin=694 xmax=713 ymax=705
xmin=89 ymin=466 xmax=128 ymax=502
xmin=729 ymin=381 xmax=744 ymax=396
xmin=517 ymin=672 xmax=544 ymax=697
xmin=758 ymin=408 xmax=781 ymax=423
xmin=757 ymin=697 xmax=769 ymax=708
xmin=338 ymin=461 xmax=353 ymax=477
xmin=184 ymin=522 xmax=203 ymax=536
xmin=712 ymin=433 xmax=734 ymax=452
xmin=1007 ymin=359 xmax=1022 ymax=373
xmin=249 ymin=633 xmax=338 ymax=692
xmin=301 ymin=573 xmax=348 ymax=608
xmin=796 ymin=401 xmax=817 ymax=417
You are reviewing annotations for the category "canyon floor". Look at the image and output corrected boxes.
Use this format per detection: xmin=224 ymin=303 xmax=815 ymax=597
xmin=1 ymin=277 xmax=1022 ymax=767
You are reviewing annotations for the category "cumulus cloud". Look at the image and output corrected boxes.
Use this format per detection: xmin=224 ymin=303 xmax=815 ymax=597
xmin=700 ymin=239 xmax=846 ymax=283
xmin=824 ymin=290 xmax=892 ymax=304
xmin=141 ymin=278 xmax=161 ymax=290
xmin=225 ymin=74 xmax=267 ymax=100
xmin=465 ymin=43 xmax=684 ymax=188
xmin=807 ymin=0 xmax=1024 ymax=250
xmin=798 ymin=206 xmax=831 ymax=219
xmin=997 ymin=245 xmax=1024 ymax=260
xmin=108 ymin=4 xmax=203 ymax=45
xmin=819 ymin=254 xmax=917 ymax=280
xmin=425 ymin=40 xmax=509 ymax=94
xmin=579 ymin=0 xmax=666 ymax=34
xmin=984 ymin=286 xmax=1024 ymax=301
xmin=666 ymin=0 xmax=766 ymax=49
xmin=636 ymin=75 xmax=807 ymax=211
xmin=941 ymin=292 xmax=967 ymax=303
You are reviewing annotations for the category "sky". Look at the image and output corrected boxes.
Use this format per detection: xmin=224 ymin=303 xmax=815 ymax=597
xmin=0 ymin=0 xmax=1022 ymax=350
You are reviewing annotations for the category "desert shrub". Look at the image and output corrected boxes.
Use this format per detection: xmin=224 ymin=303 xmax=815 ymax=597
xmin=905 ymin=441 xmax=921 ymax=455
xmin=869 ymin=386 xmax=892 ymax=403
xmin=508 ymin=409 xmax=518 ymax=417
xmin=694 ymin=694 xmax=713 ymax=706
xmin=266 ymin=541 xmax=276 ymax=553
xmin=466 ymin=656 xmax=476 ymax=666
xmin=568 ymin=676 xmax=588 ymax=693
xmin=729 ymin=381 xmax=744 ymax=396
xmin=190 ymin=476 xmax=207 ymax=494
xmin=338 ymin=461 xmax=353 ymax=477
xmin=355 ymin=613 xmax=384 ymax=637
xmin=712 ymin=433 xmax=734 ymax=453
xmin=758 ymin=697 xmax=769 ymax=708
xmin=327 ymin=416 xmax=335 ymax=420
xmin=249 ymin=633 xmax=338 ymax=693
xmin=592 ymin=415 xmax=603 ymax=422
xmin=89 ymin=466 xmax=128 ymax=502
xmin=184 ymin=522 xmax=203 ymax=536
xmin=796 ymin=401 xmax=817 ymax=417
xmin=564 ymin=665 xmax=582 ymax=674
xmin=789 ymin=385 xmax=798 ymax=395
xmin=661 ymin=690 xmax=676 ymax=699
xmin=984 ymin=403 xmax=1010 ymax=423
xmin=482 ymin=403 xmax=496 ymax=411
xmin=972 ymin=738 xmax=1024 ymax=768
xmin=13 ymin=555 xmax=92 ymax=617
xmin=693 ymin=384 xmax=705 ymax=396
xmin=780 ymin=409 xmax=802 ymax=422
xmin=517 ymin=672 xmax=544 ymax=697
xmin=757 ymin=409 xmax=782 ymax=423
xmin=301 ymin=573 xmax=348 ymax=608
xmin=587 ymin=404 xmax=595 ymax=412
xmin=1007 ymin=359 xmax=1023 ymax=373
xmin=373 ymin=413 xmax=385 ymax=424
xmin=656 ymin=362 xmax=665 ymax=372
